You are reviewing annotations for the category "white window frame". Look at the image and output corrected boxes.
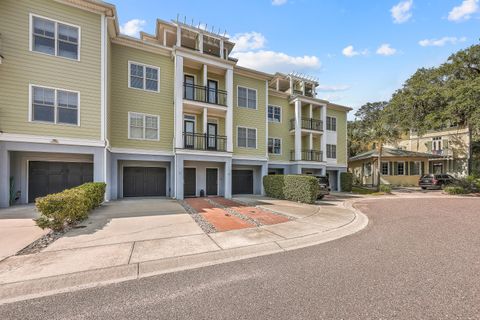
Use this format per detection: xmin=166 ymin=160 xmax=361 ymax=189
xmin=411 ymin=161 xmax=422 ymax=176
xmin=29 ymin=13 xmax=81 ymax=61
xmin=29 ymin=84 xmax=80 ymax=126
xmin=128 ymin=112 xmax=160 ymax=141
xmin=237 ymin=126 xmax=257 ymax=149
xmin=268 ymin=105 xmax=282 ymax=123
xmin=326 ymin=144 xmax=337 ymax=159
xmin=128 ymin=61 xmax=160 ymax=93
xmin=326 ymin=116 xmax=337 ymax=131
xmin=268 ymin=137 xmax=282 ymax=155
xmin=237 ymin=86 xmax=257 ymax=110
xmin=381 ymin=161 xmax=390 ymax=175
xmin=396 ymin=161 xmax=406 ymax=176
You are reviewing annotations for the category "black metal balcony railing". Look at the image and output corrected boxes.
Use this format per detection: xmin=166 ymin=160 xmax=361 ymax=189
xmin=289 ymin=118 xmax=323 ymax=131
xmin=290 ymin=149 xmax=323 ymax=162
xmin=183 ymin=83 xmax=227 ymax=106
xmin=183 ymin=132 xmax=227 ymax=152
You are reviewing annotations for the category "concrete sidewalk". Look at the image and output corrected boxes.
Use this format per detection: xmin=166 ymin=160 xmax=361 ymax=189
xmin=0 ymin=196 xmax=368 ymax=304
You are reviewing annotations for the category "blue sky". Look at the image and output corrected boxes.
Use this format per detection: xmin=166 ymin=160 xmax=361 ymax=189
xmin=111 ymin=0 xmax=479 ymax=118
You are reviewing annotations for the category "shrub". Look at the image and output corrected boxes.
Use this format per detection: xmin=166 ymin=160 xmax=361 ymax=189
xmin=379 ymin=184 xmax=392 ymax=193
xmin=340 ymin=172 xmax=353 ymax=192
xmin=35 ymin=182 xmax=106 ymax=231
xmin=264 ymin=175 xmax=319 ymax=204
xmin=444 ymin=186 xmax=467 ymax=195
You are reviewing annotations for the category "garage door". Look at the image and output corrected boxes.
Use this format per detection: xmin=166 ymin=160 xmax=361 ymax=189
xmin=28 ymin=161 xmax=93 ymax=203
xmin=232 ymin=170 xmax=254 ymax=194
xmin=123 ymin=167 xmax=166 ymax=197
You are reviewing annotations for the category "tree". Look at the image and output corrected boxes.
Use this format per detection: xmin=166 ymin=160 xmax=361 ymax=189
xmin=347 ymin=120 xmax=372 ymax=157
xmin=355 ymin=101 xmax=401 ymax=190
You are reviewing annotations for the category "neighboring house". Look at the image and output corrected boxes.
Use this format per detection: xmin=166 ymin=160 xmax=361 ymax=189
xmin=0 ymin=0 xmax=350 ymax=207
xmin=389 ymin=126 xmax=471 ymax=176
xmin=349 ymin=148 xmax=440 ymax=187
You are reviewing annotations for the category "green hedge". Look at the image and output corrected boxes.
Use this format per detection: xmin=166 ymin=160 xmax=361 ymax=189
xmin=263 ymin=175 xmax=319 ymax=204
xmin=35 ymin=182 xmax=106 ymax=231
xmin=379 ymin=184 xmax=392 ymax=193
xmin=340 ymin=172 xmax=353 ymax=192
xmin=444 ymin=186 xmax=467 ymax=195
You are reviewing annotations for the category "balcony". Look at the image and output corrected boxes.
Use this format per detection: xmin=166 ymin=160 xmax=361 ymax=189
xmin=290 ymin=118 xmax=323 ymax=132
xmin=183 ymin=83 xmax=227 ymax=106
xmin=183 ymin=132 xmax=227 ymax=152
xmin=290 ymin=149 xmax=323 ymax=161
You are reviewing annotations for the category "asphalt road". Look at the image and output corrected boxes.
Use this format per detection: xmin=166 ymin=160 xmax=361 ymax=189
xmin=1 ymin=197 xmax=480 ymax=320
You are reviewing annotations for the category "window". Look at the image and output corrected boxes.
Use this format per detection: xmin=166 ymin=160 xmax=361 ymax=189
xmin=326 ymin=144 xmax=337 ymax=159
xmin=364 ymin=162 xmax=372 ymax=176
xmin=31 ymin=15 xmax=79 ymax=60
xmin=410 ymin=161 xmax=421 ymax=175
xmin=396 ymin=162 xmax=405 ymax=175
xmin=326 ymin=116 xmax=337 ymax=131
xmin=237 ymin=127 xmax=256 ymax=148
xmin=31 ymin=85 xmax=79 ymax=125
xmin=268 ymin=105 xmax=281 ymax=123
xmin=432 ymin=137 xmax=442 ymax=151
xmin=268 ymin=138 xmax=281 ymax=154
xmin=129 ymin=62 xmax=159 ymax=92
xmin=128 ymin=112 xmax=159 ymax=140
xmin=381 ymin=162 xmax=389 ymax=175
xmin=237 ymin=86 xmax=257 ymax=109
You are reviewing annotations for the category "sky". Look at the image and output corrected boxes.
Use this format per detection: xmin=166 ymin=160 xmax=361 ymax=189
xmin=111 ymin=0 xmax=479 ymax=119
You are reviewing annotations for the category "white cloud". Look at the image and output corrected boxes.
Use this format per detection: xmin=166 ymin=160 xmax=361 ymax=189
xmin=120 ymin=19 xmax=146 ymax=37
xmin=376 ymin=43 xmax=397 ymax=56
xmin=448 ymin=0 xmax=479 ymax=21
xmin=342 ymin=45 xmax=368 ymax=57
xmin=418 ymin=36 xmax=467 ymax=47
xmin=231 ymin=32 xmax=266 ymax=52
xmin=232 ymin=50 xmax=321 ymax=73
xmin=391 ymin=0 xmax=413 ymax=24
xmin=316 ymin=84 xmax=351 ymax=92
xmin=272 ymin=0 xmax=287 ymax=5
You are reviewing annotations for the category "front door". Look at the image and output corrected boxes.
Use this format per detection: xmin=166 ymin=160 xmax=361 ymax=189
xmin=184 ymin=168 xmax=196 ymax=197
xmin=207 ymin=79 xmax=218 ymax=104
xmin=184 ymin=75 xmax=194 ymax=100
xmin=206 ymin=168 xmax=218 ymax=196
xmin=207 ymin=122 xmax=217 ymax=150
xmin=184 ymin=119 xmax=195 ymax=149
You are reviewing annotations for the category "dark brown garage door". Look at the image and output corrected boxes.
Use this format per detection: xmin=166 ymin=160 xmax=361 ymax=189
xmin=123 ymin=167 xmax=166 ymax=197
xmin=232 ymin=170 xmax=254 ymax=194
xmin=28 ymin=161 xmax=93 ymax=203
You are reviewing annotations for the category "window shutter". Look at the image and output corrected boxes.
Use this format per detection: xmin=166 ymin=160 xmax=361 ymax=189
xmin=410 ymin=162 xmax=414 ymax=176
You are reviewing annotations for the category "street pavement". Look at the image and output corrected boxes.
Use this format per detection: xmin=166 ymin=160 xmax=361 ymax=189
xmin=1 ymin=197 xmax=479 ymax=319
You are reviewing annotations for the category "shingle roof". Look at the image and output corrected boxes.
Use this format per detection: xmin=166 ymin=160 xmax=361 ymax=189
xmin=349 ymin=148 xmax=441 ymax=162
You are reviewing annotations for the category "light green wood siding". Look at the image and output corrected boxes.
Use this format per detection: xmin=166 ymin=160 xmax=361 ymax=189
xmin=267 ymin=95 xmax=293 ymax=161
xmin=0 ymin=0 xmax=102 ymax=139
xmin=327 ymin=108 xmax=348 ymax=165
xmin=109 ymin=44 xmax=174 ymax=150
xmin=233 ymin=74 xmax=267 ymax=157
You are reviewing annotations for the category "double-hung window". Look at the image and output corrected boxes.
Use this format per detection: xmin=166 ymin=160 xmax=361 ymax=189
xmin=326 ymin=116 xmax=337 ymax=131
xmin=396 ymin=162 xmax=405 ymax=175
xmin=237 ymin=86 xmax=257 ymax=109
xmin=31 ymin=15 xmax=80 ymax=60
xmin=326 ymin=144 xmax=337 ymax=159
xmin=31 ymin=85 xmax=79 ymax=125
xmin=268 ymin=105 xmax=281 ymax=123
xmin=238 ymin=127 xmax=256 ymax=148
xmin=128 ymin=112 xmax=159 ymax=140
xmin=381 ymin=162 xmax=389 ymax=175
xmin=268 ymin=138 xmax=281 ymax=155
xmin=129 ymin=62 xmax=160 ymax=92
xmin=410 ymin=161 xmax=421 ymax=175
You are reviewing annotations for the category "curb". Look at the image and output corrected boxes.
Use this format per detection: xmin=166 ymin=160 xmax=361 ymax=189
xmin=0 ymin=201 xmax=369 ymax=305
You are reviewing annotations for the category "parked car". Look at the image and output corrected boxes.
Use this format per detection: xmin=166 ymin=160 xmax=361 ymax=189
xmin=418 ymin=174 xmax=456 ymax=190
xmin=315 ymin=176 xmax=331 ymax=199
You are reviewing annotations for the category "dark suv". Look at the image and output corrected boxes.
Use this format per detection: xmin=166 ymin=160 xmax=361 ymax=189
xmin=419 ymin=174 xmax=456 ymax=190
xmin=315 ymin=176 xmax=331 ymax=199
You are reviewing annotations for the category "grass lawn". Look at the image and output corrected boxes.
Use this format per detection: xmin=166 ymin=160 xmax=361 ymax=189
xmin=351 ymin=186 xmax=389 ymax=196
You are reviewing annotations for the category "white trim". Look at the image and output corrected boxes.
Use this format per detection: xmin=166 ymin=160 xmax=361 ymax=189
xmin=175 ymin=149 xmax=232 ymax=157
xmin=127 ymin=112 xmax=160 ymax=141
xmin=395 ymin=161 xmax=406 ymax=176
xmin=236 ymin=85 xmax=258 ymax=110
xmin=326 ymin=115 xmax=337 ymax=132
xmin=100 ymin=13 xmax=106 ymax=142
xmin=29 ymin=84 xmax=80 ymax=126
xmin=0 ymin=132 xmax=105 ymax=147
xmin=326 ymin=143 xmax=337 ymax=159
xmin=29 ymin=13 xmax=81 ymax=62
xmin=127 ymin=60 xmax=161 ymax=93
xmin=110 ymin=147 xmax=174 ymax=156
xmin=232 ymin=155 xmax=269 ymax=161
xmin=236 ymin=126 xmax=258 ymax=149
xmin=205 ymin=167 xmax=220 ymax=196
xmin=268 ymin=137 xmax=282 ymax=155
xmin=381 ymin=161 xmax=390 ymax=176
xmin=267 ymin=104 xmax=282 ymax=123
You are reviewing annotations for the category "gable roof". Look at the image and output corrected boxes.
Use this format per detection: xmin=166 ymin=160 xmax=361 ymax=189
xmin=349 ymin=148 xmax=441 ymax=162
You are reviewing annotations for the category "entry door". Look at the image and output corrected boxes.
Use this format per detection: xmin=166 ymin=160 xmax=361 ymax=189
xmin=184 ymin=75 xmax=195 ymax=100
xmin=206 ymin=168 xmax=218 ymax=196
xmin=184 ymin=168 xmax=196 ymax=197
xmin=184 ymin=119 xmax=195 ymax=149
xmin=207 ymin=79 xmax=218 ymax=104
xmin=207 ymin=123 xmax=218 ymax=150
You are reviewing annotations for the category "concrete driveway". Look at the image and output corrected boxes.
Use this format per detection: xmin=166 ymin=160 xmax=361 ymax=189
xmin=0 ymin=205 xmax=48 ymax=261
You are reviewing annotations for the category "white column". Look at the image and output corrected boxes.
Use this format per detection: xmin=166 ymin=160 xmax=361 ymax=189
xmin=261 ymin=163 xmax=268 ymax=195
xmin=309 ymin=104 xmax=313 ymax=118
xmin=321 ymin=105 xmax=327 ymax=162
xmin=309 ymin=133 xmax=313 ymax=150
xmin=224 ymin=159 xmax=232 ymax=198
xmin=202 ymin=64 xmax=208 ymax=87
xmin=0 ymin=144 xmax=10 ymax=208
xmin=225 ymin=68 xmax=234 ymax=152
xmin=302 ymin=81 xmax=305 ymax=95
xmin=289 ymin=77 xmax=293 ymax=94
xmin=174 ymin=55 xmax=184 ymax=149
xmin=203 ymin=107 xmax=208 ymax=134
xmin=220 ymin=40 xmax=224 ymax=59
xmin=163 ymin=30 xmax=167 ymax=46
xmin=295 ymin=99 xmax=302 ymax=161
xmin=176 ymin=26 xmax=181 ymax=46
xmin=175 ymin=156 xmax=184 ymax=199
xmin=276 ymin=78 xmax=280 ymax=91
xmin=198 ymin=34 xmax=203 ymax=52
